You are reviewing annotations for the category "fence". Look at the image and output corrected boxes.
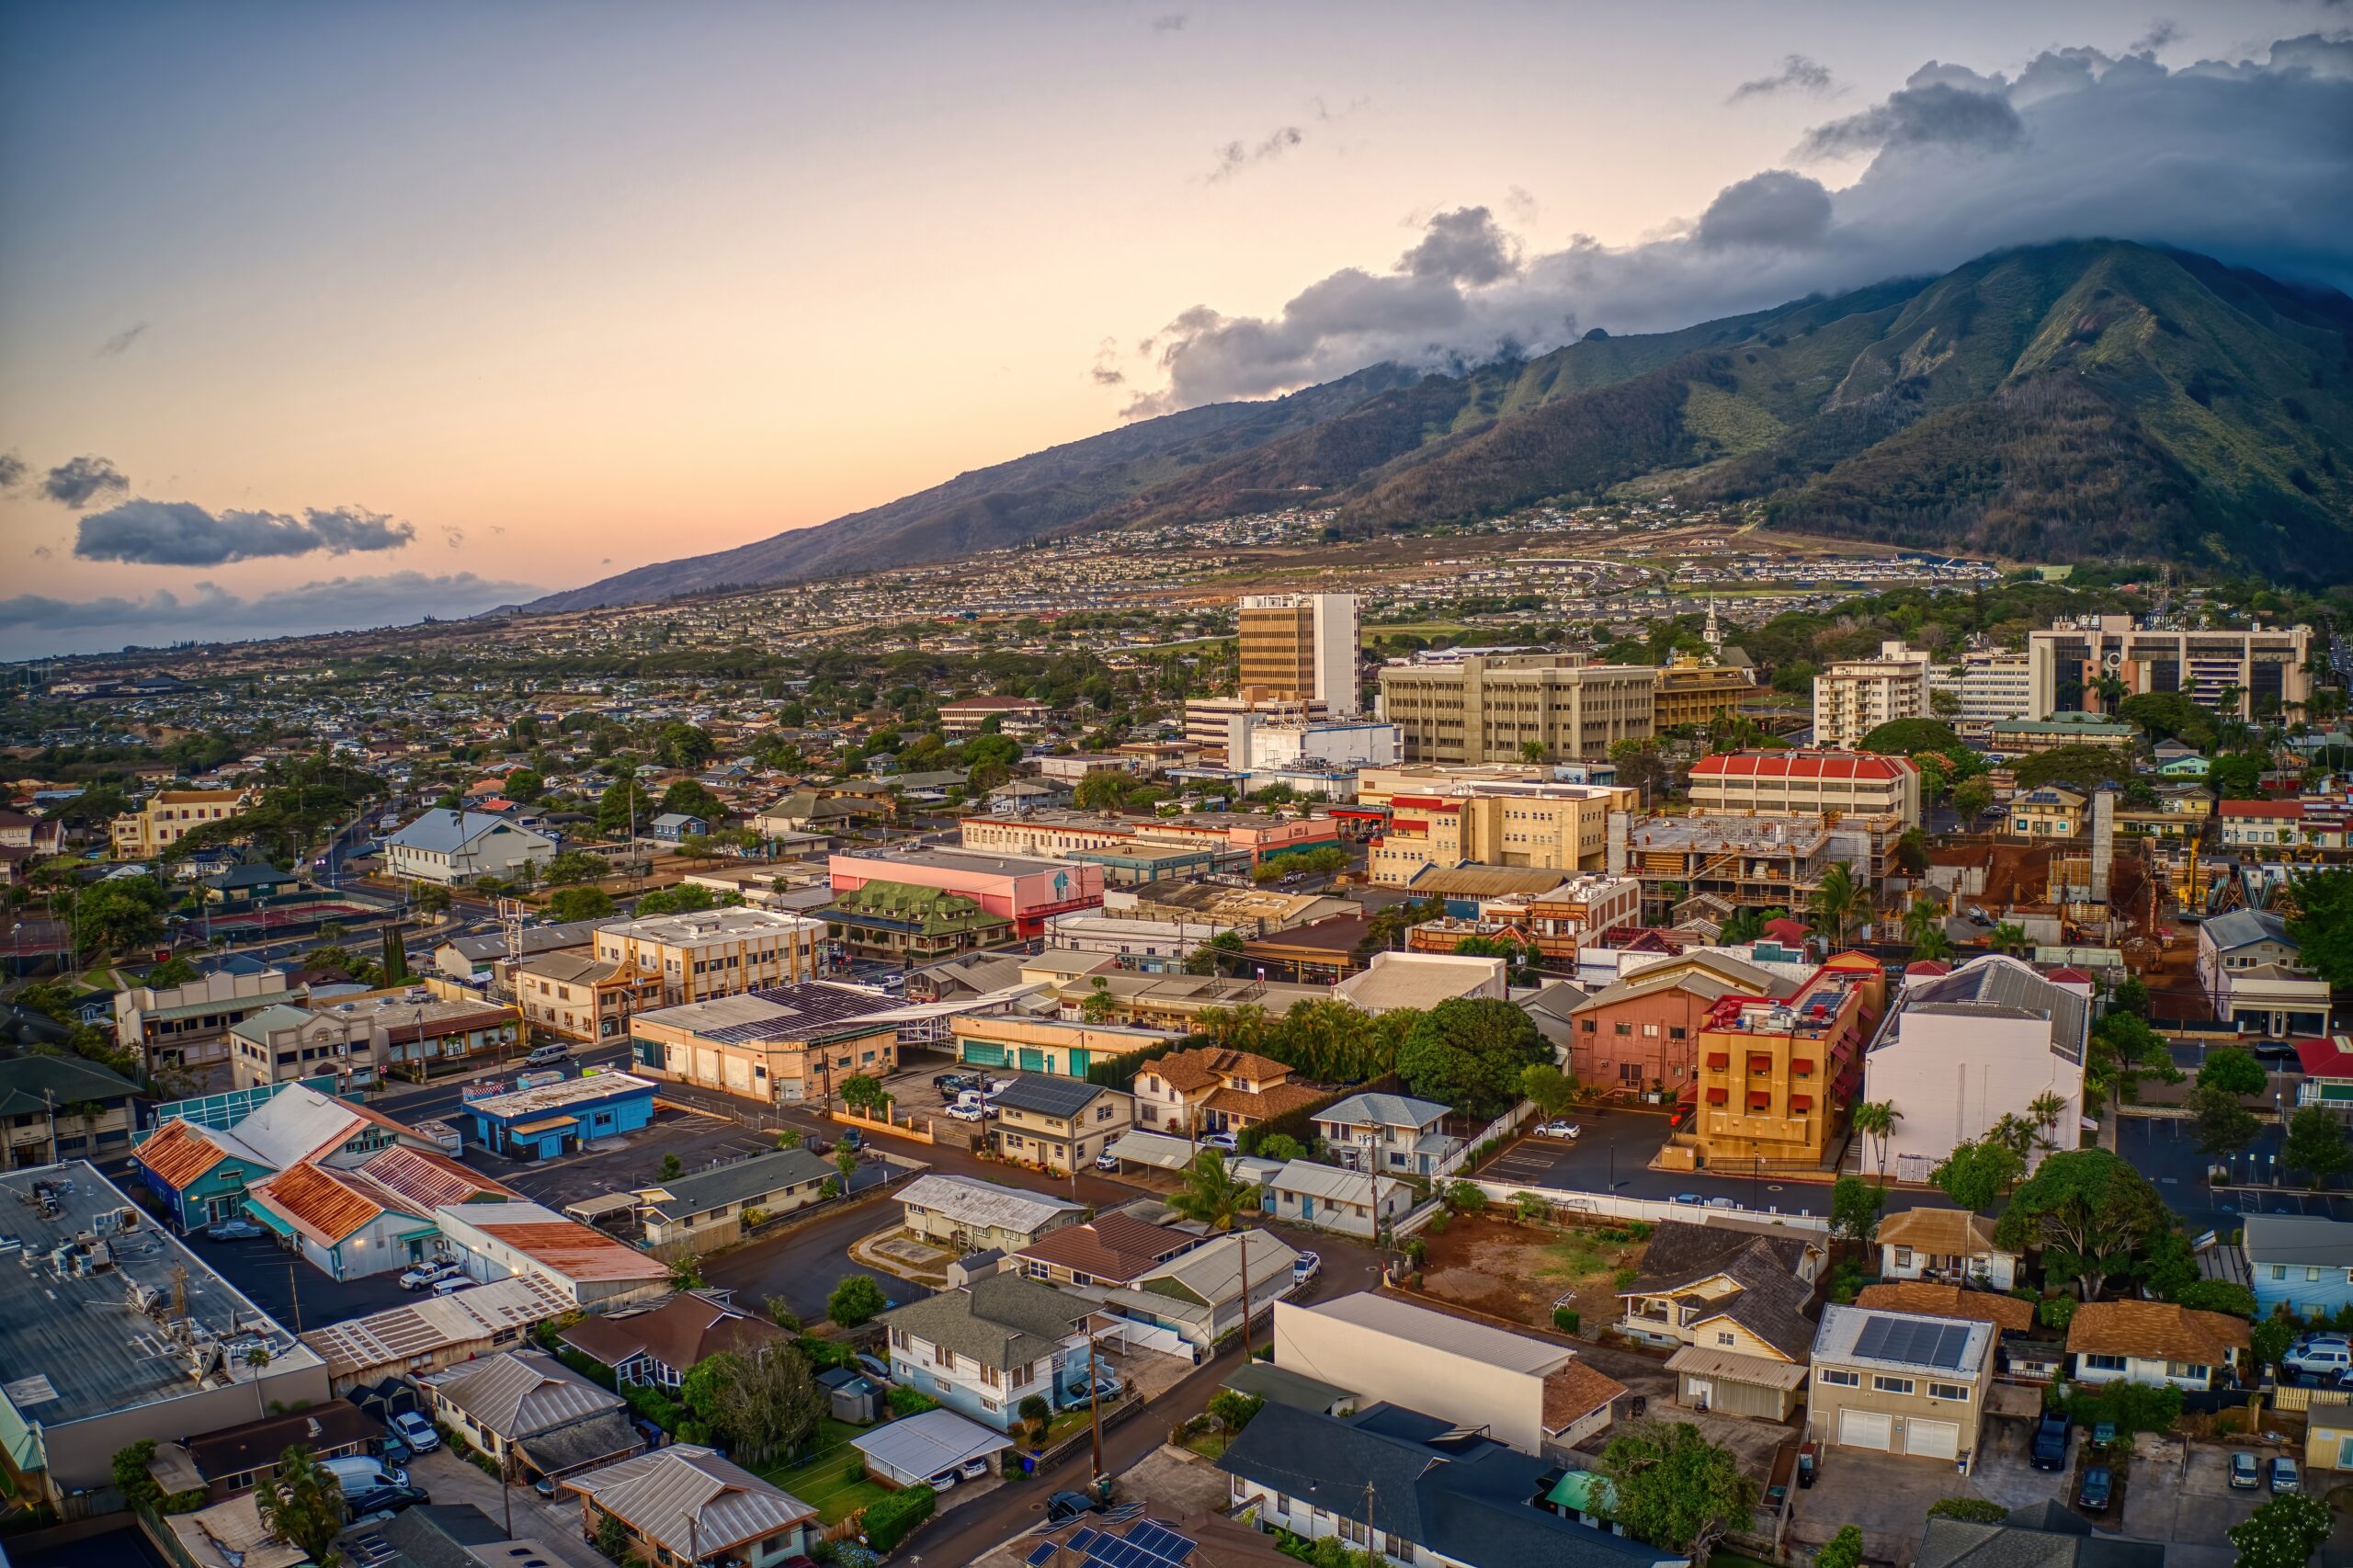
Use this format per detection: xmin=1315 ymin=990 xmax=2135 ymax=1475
xmin=1461 ymin=1176 xmax=1830 ymax=1233
xmin=831 ymin=1105 xmax=935 ymax=1144
xmin=1428 ymin=1102 xmax=1532 ymax=1185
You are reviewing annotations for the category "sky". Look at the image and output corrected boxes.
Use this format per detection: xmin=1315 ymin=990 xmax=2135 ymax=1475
xmin=3 ymin=0 xmax=2349 ymax=659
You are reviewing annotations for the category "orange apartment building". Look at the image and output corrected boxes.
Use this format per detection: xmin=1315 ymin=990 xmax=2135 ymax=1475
xmin=1686 ymin=952 xmax=1887 ymax=1169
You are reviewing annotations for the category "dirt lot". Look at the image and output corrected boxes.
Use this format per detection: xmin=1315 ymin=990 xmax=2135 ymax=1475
xmin=1412 ymin=1210 xmax=1648 ymax=1333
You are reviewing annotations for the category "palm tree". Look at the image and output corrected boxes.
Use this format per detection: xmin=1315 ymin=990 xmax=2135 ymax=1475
xmin=1809 ymin=863 xmax=1868 ymax=948
xmin=1988 ymin=922 xmax=2030 ymax=957
xmin=1900 ymin=896 xmax=1944 ymax=949
xmin=1851 ymin=1100 xmax=1901 ymax=1181
xmin=1168 ymin=1148 xmax=1256 ymax=1233
xmin=1911 ymin=926 xmax=1955 ymax=963
xmin=2027 ymin=1090 xmax=2067 ymax=1153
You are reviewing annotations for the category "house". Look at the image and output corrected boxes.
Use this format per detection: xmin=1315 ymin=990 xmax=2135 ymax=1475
xmin=1918 ymin=1503 xmax=2165 ymax=1568
xmin=382 ymin=809 xmax=557 ymax=885
xmin=1872 ymin=1209 xmax=2023 ymax=1291
xmin=896 ymin=1172 xmax=1086 ymax=1253
xmin=432 ymin=1200 xmax=671 ymax=1309
xmin=1861 ymin=956 xmax=2088 ymax=1185
xmin=1130 ymin=1047 xmax=1324 ymax=1139
xmin=298 ymin=1274 xmax=574 ymax=1392
xmin=1266 ymin=1161 xmax=1413 ymax=1239
xmin=160 ymin=1491 xmax=312 ymax=1568
xmin=162 ymin=1398 xmax=383 ymax=1499
xmin=988 ymin=1074 xmax=1134 ymax=1176
xmin=878 ymin=1272 xmax=1097 ymax=1429
xmin=1853 ymin=1282 xmax=2035 ymax=1340
xmin=2006 ymin=787 xmax=2087 ymax=838
xmin=558 ymin=1291 xmax=789 ymax=1390
xmin=2308 ymin=1406 xmax=2353 ymax=1478
xmin=2242 ymin=1214 xmax=2353 ymax=1316
xmin=1270 ymin=1293 xmax=1625 ymax=1459
xmin=368 ymin=1504 xmax=574 ymax=1568
xmin=906 ymin=951 xmax=1028 ymax=1004
xmin=2066 ymin=1300 xmax=2249 ymax=1391
xmin=650 ymin=812 xmax=708 ymax=842
xmin=1013 ymin=1211 xmax=1200 ymax=1289
xmin=1218 ymin=1399 xmax=1685 ymax=1568
xmin=1332 ymin=950 xmax=1507 ymax=1016
xmin=1097 ymin=1228 xmax=1300 ymax=1354
xmin=631 ymin=1147 xmax=835 ymax=1253
xmin=244 ymin=1160 xmax=441 ymax=1280
xmin=1809 ymin=1304 xmax=1995 ymax=1467
xmin=1313 ymin=1092 xmax=1455 ymax=1176
xmin=1620 ymin=1219 xmax=1823 ymax=1421
xmin=421 ymin=1349 xmax=643 ymax=1482
xmin=0 ymin=1054 xmax=142 ymax=1168
xmin=561 ymin=1446 xmax=817 ymax=1568
xmin=850 ymin=1407 xmax=1014 ymax=1488
xmin=2199 ymin=909 xmax=2330 ymax=1038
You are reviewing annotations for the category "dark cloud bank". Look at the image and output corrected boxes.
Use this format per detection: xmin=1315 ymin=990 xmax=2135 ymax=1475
xmin=1125 ymin=35 xmax=2353 ymax=414
xmin=74 ymin=500 xmax=416 ymax=565
xmin=0 ymin=572 xmax=544 ymax=660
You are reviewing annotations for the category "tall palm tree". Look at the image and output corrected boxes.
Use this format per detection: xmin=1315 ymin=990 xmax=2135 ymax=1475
xmin=1988 ymin=922 xmax=2030 ymax=957
xmin=1850 ymin=1100 xmax=1902 ymax=1181
xmin=1168 ymin=1148 xmax=1256 ymax=1233
xmin=1809 ymin=863 xmax=1868 ymax=947
xmin=1901 ymin=896 xmax=1944 ymax=948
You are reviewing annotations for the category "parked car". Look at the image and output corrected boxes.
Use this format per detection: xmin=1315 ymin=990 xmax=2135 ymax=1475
xmin=376 ymin=1437 xmax=411 ymax=1468
xmin=398 ymin=1260 xmax=460 ymax=1290
xmin=934 ymin=1073 xmax=977 ymax=1093
xmin=1045 ymin=1491 xmax=1102 ymax=1525
xmin=2230 ymin=1451 xmax=2261 ymax=1489
xmin=855 ymin=1353 xmax=892 ymax=1385
xmin=2077 ymin=1466 xmax=2112 ymax=1513
xmin=522 ymin=1044 xmax=570 ymax=1068
xmin=205 ymin=1217 xmax=265 ymax=1242
xmin=389 ymin=1411 xmax=439 ymax=1454
xmin=839 ymin=1130 xmax=864 ymax=1153
xmin=924 ymin=1467 xmax=960 ymax=1492
xmin=2284 ymin=1339 xmax=2352 ymax=1378
xmin=2271 ymin=1456 xmax=2301 ymax=1494
xmin=1064 ymin=1375 xmax=1120 ymax=1404
xmin=347 ymin=1483 xmax=430 ymax=1519
xmin=2030 ymin=1413 xmax=2071 ymax=1471
xmin=957 ymin=1457 xmax=990 ymax=1481
xmin=1671 ymin=1193 xmax=1705 ymax=1206
xmin=533 ymin=1475 xmax=559 ymax=1499
xmin=1535 ymin=1120 xmax=1581 ymax=1140
xmin=2091 ymin=1420 xmax=2117 ymax=1450
xmin=946 ymin=1103 xmax=986 ymax=1123
xmin=1095 ymin=1150 xmax=1120 ymax=1172
xmin=1291 ymin=1250 xmax=1322 ymax=1287
xmin=1200 ymin=1131 xmax=1239 ymax=1153
xmin=1703 ymin=1197 xmax=1739 ymax=1210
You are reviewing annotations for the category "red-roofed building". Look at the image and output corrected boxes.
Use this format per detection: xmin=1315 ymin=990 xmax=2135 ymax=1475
xmin=1688 ymin=749 xmax=1921 ymax=828
xmin=2295 ymin=1037 xmax=2353 ymax=1107
xmin=2221 ymin=799 xmax=2347 ymax=851
xmin=1762 ymin=917 xmax=1813 ymax=950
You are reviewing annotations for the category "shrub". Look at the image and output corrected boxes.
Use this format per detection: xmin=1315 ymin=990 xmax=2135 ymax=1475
xmin=1446 ymin=1181 xmax=1486 ymax=1213
xmin=2038 ymin=1296 xmax=2077 ymax=1331
xmin=1927 ymin=1497 xmax=2009 ymax=1523
xmin=1611 ymin=1267 xmax=1638 ymax=1291
xmin=2063 ymin=1378 xmax=2184 ymax=1437
xmin=828 ymin=1274 xmax=887 ymax=1328
xmin=860 ymin=1484 xmax=936 ymax=1552
xmin=1427 ymin=1211 xmax=1450 ymax=1235
xmin=1817 ymin=1525 xmax=1864 ymax=1568
xmin=886 ymin=1385 xmax=939 ymax=1417
xmin=1510 ymin=1191 xmax=1549 ymax=1223
xmin=1553 ymin=1306 xmax=1581 ymax=1334
xmin=1404 ymin=1237 xmax=1427 ymax=1267
xmin=620 ymin=1381 xmax=686 ymax=1433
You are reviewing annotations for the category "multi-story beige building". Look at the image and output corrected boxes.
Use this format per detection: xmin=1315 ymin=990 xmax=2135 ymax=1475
xmin=1687 ymin=750 xmax=1922 ymax=829
xmin=110 ymin=789 xmax=256 ymax=859
xmin=1654 ymin=657 xmax=1759 ymax=731
xmin=515 ymin=952 xmax=654 ymax=1042
xmin=2027 ymin=616 xmax=2312 ymax=721
xmin=1181 ymin=695 xmax=1324 ymax=756
xmin=1356 ymin=766 xmax=1638 ymax=885
xmin=1238 ymin=593 xmax=1360 ymax=717
xmin=1812 ymin=640 xmax=1931 ymax=750
xmin=1376 ymin=653 xmax=1655 ymax=765
xmin=591 ymin=907 xmax=824 ymax=1008
xmin=1808 ymin=1303 xmax=1995 ymax=1466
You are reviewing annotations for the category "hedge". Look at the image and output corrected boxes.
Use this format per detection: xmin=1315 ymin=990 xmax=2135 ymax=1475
xmin=861 ymin=1483 xmax=936 ymax=1551
xmin=1239 ymin=1071 xmax=1404 ymax=1158
xmin=620 ymin=1381 xmax=686 ymax=1433
xmin=1086 ymin=1032 xmax=1211 ymax=1092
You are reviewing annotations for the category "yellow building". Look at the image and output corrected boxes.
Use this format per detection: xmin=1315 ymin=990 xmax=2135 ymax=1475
xmin=1355 ymin=766 xmax=1639 ymax=887
xmin=111 ymin=789 xmax=257 ymax=859
xmin=987 ymin=1076 xmax=1133 ymax=1176
xmin=1654 ymin=657 xmax=1759 ymax=731
xmin=2006 ymin=787 xmax=2088 ymax=838
xmin=1374 ymin=654 xmax=1655 ymax=765
xmin=1688 ymin=954 xmax=1886 ymax=1167
xmin=629 ymin=982 xmax=898 ymax=1106
xmin=591 ymin=907 xmax=824 ymax=1008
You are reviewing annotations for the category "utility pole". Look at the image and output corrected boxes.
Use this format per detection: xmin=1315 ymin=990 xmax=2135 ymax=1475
xmin=285 ymin=1260 xmax=303 ymax=1333
xmin=1237 ymin=1228 xmax=1255 ymax=1361
xmin=1087 ymin=1321 xmax=1104 ymax=1484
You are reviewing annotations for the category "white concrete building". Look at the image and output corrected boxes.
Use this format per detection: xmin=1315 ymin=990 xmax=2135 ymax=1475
xmin=1859 ymin=956 xmax=2087 ymax=1184
xmin=1225 ymin=713 xmax=1400 ymax=774
xmin=1812 ymin=640 xmax=1932 ymax=750
xmin=383 ymin=809 xmax=557 ymax=885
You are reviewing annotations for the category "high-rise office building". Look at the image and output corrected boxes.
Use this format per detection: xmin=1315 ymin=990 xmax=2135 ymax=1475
xmin=1238 ymin=593 xmax=1361 ymax=718
xmin=1374 ymin=653 xmax=1656 ymax=765
xmin=2026 ymin=618 xmax=2311 ymax=721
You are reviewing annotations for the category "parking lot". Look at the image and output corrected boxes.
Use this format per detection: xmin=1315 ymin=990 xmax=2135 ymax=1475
xmin=2120 ymin=1436 xmax=2288 ymax=1567
xmin=2115 ymin=1114 xmax=2353 ymax=1232
xmin=198 ymin=1230 xmax=415 ymax=1329
xmin=484 ymin=1104 xmax=787 ymax=1212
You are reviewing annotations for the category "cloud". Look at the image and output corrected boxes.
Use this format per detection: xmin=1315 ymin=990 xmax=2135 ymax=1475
xmin=2134 ymin=20 xmax=2180 ymax=53
xmin=0 ymin=571 xmax=546 ymax=659
xmin=1124 ymin=35 xmax=2353 ymax=412
xmin=96 ymin=322 xmax=148 ymax=358
xmin=74 ymin=499 xmax=417 ymax=565
xmin=0 ymin=452 xmax=24 ymax=491
xmin=1090 ymin=337 xmax=1126 ymax=387
xmin=441 ymin=524 xmax=467 ymax=550
xmin=1206 ymin=125 xmax=1303 ymax=183
xmin=43 ymin=455 xmax=131 ymax=509
xmin=1729 ymin=54 xmax=1836 ymax=103
xmin=1151 ymin=13 xmax=1185 ymax=30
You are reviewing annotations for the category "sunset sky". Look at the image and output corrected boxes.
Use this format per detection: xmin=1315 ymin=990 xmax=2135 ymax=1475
xmin=3 ymin=0 xmax=2347 ymax=656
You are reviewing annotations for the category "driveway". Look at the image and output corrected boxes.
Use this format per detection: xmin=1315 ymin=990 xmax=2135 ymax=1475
xmin=2120 ymin=1436 xmax=2276 ymax=1568
xmin=198 ymin=1232 xmax=414 ymax=1332
xmin=393 ymin=1449 xmax=608 ymax=1568
xmin=1788 ymin=1415 xmax=2068 ymax=1564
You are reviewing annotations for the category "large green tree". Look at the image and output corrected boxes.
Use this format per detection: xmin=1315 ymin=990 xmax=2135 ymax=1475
xmin=2195 ymin=1047 xmax=2267 ymax=1096
xmin=1597 ymin=1420 xmax=1758 ymax=1557
xmin=2289 ymin=869 xmax=2353 ymax=990
xmin=256 ymin=1445 xmax=345 ymax=1566
xmin=2227 ymin=1493 xmax=2332 ymax=1568
xmin=1932 ymin=1136 xmax=2026 ymax=1211
xmin=678 ymin=1346 xmax=823 ymax=1468
xmin=1994 ymin=1149 xmax=2172 ymax=1301
xmin=74 ymin=875 xmax=170 ymax=955
xmin=2284 ymin=1104 xmax=2353 ymax=1185
xmin=1397 ymin=997 xmax=1550 ymax=1118
xmin=2184 ymin=1084 xmax=2261 ymax=1159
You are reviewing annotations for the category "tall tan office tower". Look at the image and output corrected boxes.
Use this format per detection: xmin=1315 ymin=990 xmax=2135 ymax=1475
xmin=1237 ymin=593 xmax=1361 ymax=718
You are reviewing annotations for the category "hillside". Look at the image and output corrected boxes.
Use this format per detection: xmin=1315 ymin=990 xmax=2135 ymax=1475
xmin=536 ymin=241 xmax=2353 ymax=609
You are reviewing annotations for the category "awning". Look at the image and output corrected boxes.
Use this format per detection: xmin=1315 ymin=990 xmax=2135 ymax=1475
xmin=1790 ymin=1094 xmax=1813 ymax=1112
xmin=1747 ymin=1053 xmax=1773 ymax=1073
xmin=1747 ymin=1091 xmax=1771 ymax=1109
xmin=1705 ymin=1087 xmax=1728 ymax=1106
xmin=243 ymin=1200 xmax=294 ymax=1237
xmin=1791 ymin=1059 xmax=1814 ymax=1076
xmin=1705 ymin=1052 xmax=1729 ymax=1070
xmin=509 ymin=1115 xmax=579 ymax=1136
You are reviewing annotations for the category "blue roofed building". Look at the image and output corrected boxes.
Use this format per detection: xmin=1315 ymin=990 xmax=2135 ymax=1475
xmin=463 ymin=1071 xmax=658 ymax=1160
xmin=383 ymin=809 xmax=557 ymax=886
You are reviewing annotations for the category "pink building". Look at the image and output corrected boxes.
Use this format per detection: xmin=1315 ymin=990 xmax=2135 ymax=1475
xmin=1136 ymin=812 xmax=1341 ymax=866
xmin=827 ymin=849 xmax=1103 ymax=939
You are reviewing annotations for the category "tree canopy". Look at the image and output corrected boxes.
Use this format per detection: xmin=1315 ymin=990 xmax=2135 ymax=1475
xmin=1397 ymin=997 xmax=1550 ymax=1118
xmin=1597 ymin=1420 xmax=1759 ymax=1556
xmin=1993 ymin=1149 xmax=2172 ymax=1300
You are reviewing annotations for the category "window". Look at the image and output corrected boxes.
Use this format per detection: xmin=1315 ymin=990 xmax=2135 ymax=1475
xmin=2273 ymin=1264 xmax=2289 ymax=1280
xmin=1819 ymin=1369 xmax=1859 ymax=1387
xmin=2311 ymin=1267 xmax=2325 ymax=1283
xmin=2085 ymin=1353 xmax=2127 ymax=1372
xmin=1715 ymin=1332 xmax=1735 ymax=1347
xmin=1893 ymin=1247 xmax=1914 ymax=1268
xmin=1872 ymin=1376 xmax=1914 ymax=1395
xmin=1927 ymin=1382 xmax=1970 ymax=1403
xmin=2166 ymin=1361 xmax=2208 ymax=1381
xmin=1613 ymin=1022 xmax=1632 ymax=1037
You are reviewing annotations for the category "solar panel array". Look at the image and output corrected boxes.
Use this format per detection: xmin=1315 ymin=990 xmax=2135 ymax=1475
xmin=1852 ymin=1314 xmax=1973 ymax=1369
xmin=1031 ymin=1519 xmax=1198 ymax=1568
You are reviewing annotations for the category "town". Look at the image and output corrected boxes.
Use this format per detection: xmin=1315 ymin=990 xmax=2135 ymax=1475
xmin=1 ymin=547 xmax=2349 ymax=1568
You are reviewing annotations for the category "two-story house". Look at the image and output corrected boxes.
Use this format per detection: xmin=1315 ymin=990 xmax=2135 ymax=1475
xmin=879 ymin=1273 xmax=1097 ymax=1430
xmin=1130 ymin=1048 xmax=1325 ymax=1139
xmin=0 ymin=1054 xmax=142 ymax=1168
xmin=2066 ymin=1300 xmax=2248 ymax=1392
xmin=1312 ymin=1092 xmax=1456 ymax=1177
xmin=989 ymin=1075 xmax=1134 ymax=1176
xmin=2006 ymin=786 xmax=2086 ymax=838
xmin=1809 ymin=1303 xmax=1995 ymax=1467
xmin=2199 ymin=909 xmax=2331 ymax=1039
xmin=2242 ymin=1215 xmax=2353 ymax=1318
xmin=1618 ymin=1219 xmax=1824 ymax=1422
xmin=1013 ymin=1211 xmax=1200 ymax=1290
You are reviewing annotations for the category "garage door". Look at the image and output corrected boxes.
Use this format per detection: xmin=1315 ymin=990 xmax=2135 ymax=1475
xmin=1906 ymin=1418 xmax=1960 ymax=1460
xmin=1837 ymin=1409 xmax=1893 ymax=1451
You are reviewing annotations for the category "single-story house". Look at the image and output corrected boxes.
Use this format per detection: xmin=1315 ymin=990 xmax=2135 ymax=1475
xmin=633 ymin=1146 xmax=835 ymax=1253
xmin=2307 ymin=1405 xmax=2353 ymax=1477
xmin=558 ymin=1290 xmax=790 ymax=1390
xmin=561 ymin=1445 xmax=817 ymax=1568
xmin=1874 ymin=1208 xmax=2021 ymax=1292
xmin=1098 ymin=1229 xmax=1301 ymax=1355
xmin=1265 ymin=1161 xmax=1413 ymax=1239
xmin=2066 ymin=1300 xmax=2248 ymax=1392
xmin=896 ymin=1172 xmax=1086 ymax=1253
xmin=421 ymin=1349 xmax=644 ymax=1481
xmin=159 ymin=1399 xmax=382 ymax=1500
xmin=850 ymin=1407 xmax=1014 ymax=1487
xmin=298 ymin=1274 xmax=574 ymax=1393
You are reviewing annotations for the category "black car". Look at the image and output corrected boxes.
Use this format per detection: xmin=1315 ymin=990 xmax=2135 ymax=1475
xmin=2030 ymin=1413 xmax=2071 ymax=1471
xmin=1045 ymin=1491 xmax=1102 ymax=1525
xmin=934 ymin=1073 xmax=977 ymax=1093
xmin=348 ymin=1483 xmax=429 ymax=1517
xmin=2077 ymin=1465 xmax=2112 ymax=1513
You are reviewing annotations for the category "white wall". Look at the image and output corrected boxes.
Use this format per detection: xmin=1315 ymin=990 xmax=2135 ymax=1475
xmin=1270 ymin=1301 xmax=1549 ymax=1455
xmin=1864 ymin=1009 xmax=2083 ymax=1183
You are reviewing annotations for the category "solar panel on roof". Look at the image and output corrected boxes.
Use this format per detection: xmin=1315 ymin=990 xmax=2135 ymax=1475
xmin=1067 ymin=1528 xmax=1101 ymax=1552
xmin=1028 ymin=1546 xmax=1059 ymax=1567
xmin=1854 ymin=1313 xmax=1972 ymax=1369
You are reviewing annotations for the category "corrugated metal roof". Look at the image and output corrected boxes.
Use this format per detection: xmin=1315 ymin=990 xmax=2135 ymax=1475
xmin=424 ymin=1349 xmax=623 ymax=1437
xmin=360 ymin=1145 xmax=514 ymax=1210
xmin=563 ymin=1445 xmax=814 ymax=1553
xmin=135 ymin=1117 xmax=232 ymax=1189
xmin=897 ymin=1173 xmax=1084 ymax=1234
xmin=249 ymin=1162 xmax=390 ymax=1246
xmin=466 ymin=1072 xmax=656 ymax=1121
xmin=849 ymin=1407 xmax=1011 ymax=1476
xmin=442 ymin=1203 xmax=671 ymax=1282
xmin=299 ymin=1275 xmax=573 ymax=1377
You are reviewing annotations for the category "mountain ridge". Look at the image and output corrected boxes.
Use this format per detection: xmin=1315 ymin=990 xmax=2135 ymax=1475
xmin=532 ymin=240 xmax=2353 ymax=610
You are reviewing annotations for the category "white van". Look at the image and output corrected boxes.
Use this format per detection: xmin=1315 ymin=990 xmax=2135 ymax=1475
xmin=324 ymin=1455 xmax=406 ymax=1497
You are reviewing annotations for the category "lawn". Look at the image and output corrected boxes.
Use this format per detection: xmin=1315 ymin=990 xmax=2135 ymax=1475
xmin=759 ymin=1418 xmax=893 ymax=1525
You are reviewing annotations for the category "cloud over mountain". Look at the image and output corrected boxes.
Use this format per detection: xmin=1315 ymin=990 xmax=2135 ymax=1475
xmin=0 ymin=571 xmax=541 ymax=659
xmin=74 ymin=500 xmax=417 ymax=565
xmin=1128 ymin=34 xmax=2353 ymax=411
